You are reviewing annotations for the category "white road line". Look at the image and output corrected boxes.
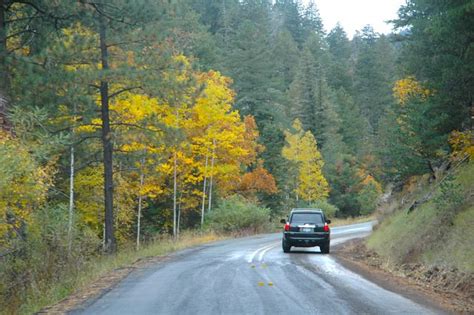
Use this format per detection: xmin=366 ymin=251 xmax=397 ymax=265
xmin=247 ymin=242 xmax=279 ymax=263
xmin=258 ymin=243 xmax=279 ymax=262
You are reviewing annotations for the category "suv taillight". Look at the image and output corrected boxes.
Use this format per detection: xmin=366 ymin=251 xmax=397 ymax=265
xmin=323 ymin=223 xmax=330 ymax=232
xmin=284 ymin=223 xmax=290 ymax=231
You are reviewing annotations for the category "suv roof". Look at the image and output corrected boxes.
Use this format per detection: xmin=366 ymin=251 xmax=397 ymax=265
xmin=290 ymin=208 xmax=324 ymax=213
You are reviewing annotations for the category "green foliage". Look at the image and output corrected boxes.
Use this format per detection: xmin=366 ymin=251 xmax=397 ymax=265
xmin=326 ymin=156 xmax=362 ymax=217
xmin=308 ymin=200 xmax=338 ymax=218
xmin=326 ymin=25 xmax=352 ymax=91
xmin=206 ymin=195 xmax=271 ymax=233
xmin=433 ymin=175 xmax=464 ymax=212
xmin=357 ymin=182 xmax=380 ymax=215
xmin=394 ymin=0 xmax=473 ymax=138
xmin=353 ymin=27 xmax=397 ymax=133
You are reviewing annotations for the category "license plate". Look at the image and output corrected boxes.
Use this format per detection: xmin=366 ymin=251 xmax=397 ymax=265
xmin=301 ymin=227 xmax=312 ymax=232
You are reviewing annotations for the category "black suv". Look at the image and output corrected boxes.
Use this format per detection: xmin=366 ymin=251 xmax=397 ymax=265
xmin=280 ymin=209 xmax=331 ymax=253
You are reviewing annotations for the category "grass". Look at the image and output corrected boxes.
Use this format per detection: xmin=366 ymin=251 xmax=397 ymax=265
xmin=18 ymin=231 xmax=226 ymax=314
xmin=367 ymin=161 xmax=474 ymax=272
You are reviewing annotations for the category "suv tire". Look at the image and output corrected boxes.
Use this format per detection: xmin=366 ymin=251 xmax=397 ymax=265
xmin=282 ymin=240 xmax=291 ymax=253
xmin=320 ymin=242 xmax=330 ymax=254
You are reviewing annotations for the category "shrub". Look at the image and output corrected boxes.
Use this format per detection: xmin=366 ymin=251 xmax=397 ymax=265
xmin=206 ymin=195 xmax=270 ymax=233
xmin=308 ymin=199 xmax=338 ymax=218
xmin=0 ymin=204 xmax=101 ymax=313
xmin=357 ymin=181 xmax=381 ymax=215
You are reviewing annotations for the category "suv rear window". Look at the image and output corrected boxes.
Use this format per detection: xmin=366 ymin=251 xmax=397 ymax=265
xmin=290 ymin=213 xmax=323 ymax=225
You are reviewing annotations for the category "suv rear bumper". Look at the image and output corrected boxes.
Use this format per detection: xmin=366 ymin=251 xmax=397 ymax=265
xmin=283 ymin=232 xmax=330 ymax=247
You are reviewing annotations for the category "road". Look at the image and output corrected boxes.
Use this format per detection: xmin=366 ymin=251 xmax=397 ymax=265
xmin=74 ymin=222 xmax=444 ymax=315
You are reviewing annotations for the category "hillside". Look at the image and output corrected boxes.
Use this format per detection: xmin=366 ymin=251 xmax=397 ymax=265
xmin=369 ymin=161 xmax=473 ymax=273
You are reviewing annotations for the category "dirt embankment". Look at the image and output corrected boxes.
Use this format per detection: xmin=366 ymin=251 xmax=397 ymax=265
xmin=334 ymin=238 xmax=474 ymax=314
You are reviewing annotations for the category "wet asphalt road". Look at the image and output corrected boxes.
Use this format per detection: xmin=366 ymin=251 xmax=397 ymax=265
xmin=75 ymin=222 xmax=444 ymax=315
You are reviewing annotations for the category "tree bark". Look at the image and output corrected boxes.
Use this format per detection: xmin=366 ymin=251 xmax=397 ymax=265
xmin=67 ymin=145 xmax=75 ymax=255
xmin=200 ymin=154 xmax=208 ymax=227
xmin=177 ymin=205 xmax=180 ymax=236
xmin=207 ymin=140 xmax=216 ymax=213
xmin=172 ymin=150 xmax=177 ymax=238
xmin=99 ymin=13 xmax=116 ymax=253
xmin=136 ymin=157 xmax=145 ymax=251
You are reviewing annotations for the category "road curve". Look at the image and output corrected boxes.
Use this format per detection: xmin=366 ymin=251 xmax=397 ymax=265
xmin=74 ymin=222 xmax=444 ymax=315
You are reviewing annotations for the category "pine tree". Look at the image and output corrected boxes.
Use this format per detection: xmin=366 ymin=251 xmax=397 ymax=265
xmin=301 ymin=0 xmax=325 ymax=37
xmin=272 ymin=28 xmax=300 ymax=89
xmin=333 ymin=88 xmax=369 ymax=158
xmin=352 ymin=26 xmax=397 ymax=133
xmin=394 ymin=0 xmax=473 ymax=146
xmin=273 ymin=0 xmax=304 ymax=46
xmin=288 ymin=34 xmax=331 ymax=146
xmin=326 ymin=24 xmax=352 ymax=92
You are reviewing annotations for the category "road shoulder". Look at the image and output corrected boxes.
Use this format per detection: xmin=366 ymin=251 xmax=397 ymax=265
xmin=37 ymin=244 xmax=215 ymax=314
xmin=333 ymin=238 xmax=473 ymax=314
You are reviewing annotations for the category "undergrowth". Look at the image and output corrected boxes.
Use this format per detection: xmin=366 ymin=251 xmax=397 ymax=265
xmin=2 ymin=231 xmax=225 ymax=315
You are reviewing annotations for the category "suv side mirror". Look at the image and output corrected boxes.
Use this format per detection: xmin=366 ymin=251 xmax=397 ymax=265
xmin=326 ymin=219 xmax=331 ymax=224
xmin=280 ymin=218 xmax=286 ymax=224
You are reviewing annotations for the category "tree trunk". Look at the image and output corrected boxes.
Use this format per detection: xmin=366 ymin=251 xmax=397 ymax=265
xmin=200 ymin=154 xmax=208 ymax=227
xmin=136 ymin=157 xmax=145 ymax=251
xmin=177 ymin=206 xmax=180 ymax=237
xmin=67 ymin=145 xmax=75 ymax=255
xmin=207 ymin=140 xmax=216 ymax=213
xmin=99 ymin=13 xmax=116 ymax=253
xmin=172 ymin=150 xmax=177 ymax=238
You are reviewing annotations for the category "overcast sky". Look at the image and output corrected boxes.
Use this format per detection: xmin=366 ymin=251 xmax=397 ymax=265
xmin=303 ymin=0 xmax=406 ymax=37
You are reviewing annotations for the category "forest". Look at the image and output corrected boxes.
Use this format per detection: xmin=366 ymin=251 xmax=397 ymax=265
xmin=0 ymin=0 xmax=472 ymax=312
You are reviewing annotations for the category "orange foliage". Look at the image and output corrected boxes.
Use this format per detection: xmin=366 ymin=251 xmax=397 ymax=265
xmin=239 ymin=166 xmax=278 ymax=195
xmin=241 ymin=115 xmax=264 ymax=164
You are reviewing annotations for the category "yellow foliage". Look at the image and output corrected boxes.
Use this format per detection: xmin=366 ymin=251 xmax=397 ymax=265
xmin=0 ymin=132 xmax=52 ymax=245
xmin=110 ymin=92 xmax=160 ymax=124
xmin=67 ymin=53 xmax=265 ymax=220
xmin=449 ymin=130 xmax=474 ymax=161
xmin=282 ymin=120 xmax=329 ymax=201
xmin=393 ymin=76 xmax=431 ymax=105
xmin=75 ymin=166 xmax=137 ymax=241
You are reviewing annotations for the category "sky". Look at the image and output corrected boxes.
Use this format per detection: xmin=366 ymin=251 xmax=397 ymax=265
xmin=303 ymin=0 xmax=406 ymax=37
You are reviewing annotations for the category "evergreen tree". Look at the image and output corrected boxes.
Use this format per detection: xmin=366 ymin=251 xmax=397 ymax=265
xmin=288 ymin=34 xmax=331 ymax=146
xmin=353 ymin=26 xmax=396 ymax=133
xmin=301 ymin=0 xmax=325 ymax=37
xmin=326 ymin=24 xmax=352 ymax=92
xmin=273 ymin=0 xmax=304 ymax=46
xmin=272 ymin=28 xmax=300 ymax=89
xmin=394 ymin=0 xmax=473 ymax=144
xmin=333 ymin=88 xmax=369 ymax=158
